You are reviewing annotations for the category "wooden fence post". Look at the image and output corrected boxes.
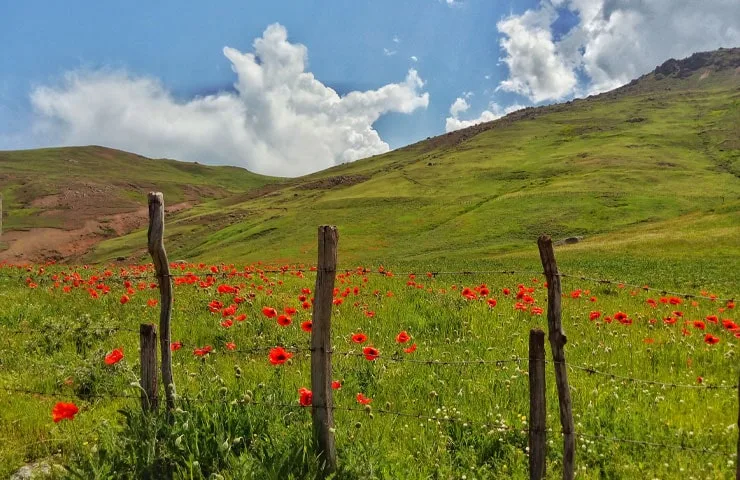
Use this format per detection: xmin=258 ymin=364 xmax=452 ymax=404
xmin=140 ymin=323 xmax=159 ymax=412
xmin=310 ymin=225 xmax=338 ymax=476
xmin=538 ymin=235 xmax=575 ymax=480
xmin=147 ymin=192 xmax=175 ymax=412
xmin=529 ymin=328 xmax=546 ymax=480
xmin=736 ymin=371 xmax=739 ymax=480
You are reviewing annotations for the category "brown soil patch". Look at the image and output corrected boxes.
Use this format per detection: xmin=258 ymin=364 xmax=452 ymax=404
xmin=0 ymin=202 xmax=190 ymax=263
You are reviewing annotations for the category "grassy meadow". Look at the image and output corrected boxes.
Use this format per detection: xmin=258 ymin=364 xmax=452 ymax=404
xmin=0 ymin=254 xmax=737 ymax=479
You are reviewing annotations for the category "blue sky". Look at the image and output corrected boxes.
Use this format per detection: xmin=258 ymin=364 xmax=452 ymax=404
xmin=1 ymin=0 xmax=737 ymax=176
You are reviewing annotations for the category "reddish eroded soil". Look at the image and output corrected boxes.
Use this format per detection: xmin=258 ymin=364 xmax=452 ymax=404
xmin=0 ymin=202 xmax=190 ymax=263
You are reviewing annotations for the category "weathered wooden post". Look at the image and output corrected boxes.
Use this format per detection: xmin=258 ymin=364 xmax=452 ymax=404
xmin=310 ymin=225 xmax=338 ymax=476
xmin=538 ymin=235 xmax=575 ymax=480
xmin=529 ymin=328 xmax=546 ymax=480
xmin=736 ymin=374 xmax=740 ymax=480
xmin=140 ymin=323 xmax=159 ymax=412
xmin=147 ymin=192 xmax=175 ymax=411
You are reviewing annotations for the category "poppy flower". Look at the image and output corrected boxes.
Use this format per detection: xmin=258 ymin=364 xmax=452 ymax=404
xmin=502 ymin=288 xmax=510 ymax=295
xmin=332 ymin=381 xmax=342 ymax=390
xmin=104 ymin=348 xmax=124 ymax=365
xmin=589 ymin=311 xmax=601 ymax=321
xmin=356 ymin=393 xmax=372 ymax=405
xmin=277 ymin=315 xmax=292 ymax=327
xmin=147 ymin=298 xmax=158 ymax=307
xmin=225 ymin=342 xmax=237 ymax=351
xmin=363 ymin=346 xmax=380 ymax=361
xmin=697 ymin=376 xmax=703 ymax=384
xmin=722 ymin=320 xmax=739 ymax=331
xmin=351 ymin=333 xmax=368 ymax=344
xmin=221 ymin=319 xmax=233 ymax=328
xmin=194 ymin=345 xmax=213 ymax=357
xmin=692 ymin=320 xmax=706 ymax=330
xmin=262 ymin=307 xmax=278 ymax=318
xmin=396 ymin=331 xmax=411 ymax=343
xmin=52 ymin=402 xmax=79 ymax=423
xmin=301 ymin=321 xmax=312 ymax=332
xmin=704 ymin=334 xmax=720 ymax=345
xmin=171 ymin=341 xmax=183 ymax=351
xmin=235 ymin=314 xmax=247 ymax=322
xmin=530 ymin=306 xmax=544 ymax=315
xmin=269 ymin=347 xmax=292 ymax=365
xmin=298 ymin=387 xmax=313 ymax=407
xmin=302 ymin=301 xmax=312 ymax=310
xmin=487 ymin=298 xmax=497 ymax=308
xmin=333 ymin=298 xmax=344 ymax=306
xmin=614 ymin=312 xmax=628 ymax=322
xmin=284 ymin=307 xmax=297 ymax=315
xmin=404 ymin=343 xmax=417 ymax=354
xmin=706 ymin=315 xmax=719 ymax=324
xmin=120 ymin=295 xmax=130 ymax=305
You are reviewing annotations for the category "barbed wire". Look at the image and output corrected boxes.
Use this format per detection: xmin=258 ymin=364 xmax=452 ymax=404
xmin=558 ymin=273 xmax=736 ymax=303
xmin=560 ymin=361 xmax=739 ymax=390
xmin=2 ymin=386 xmax=138 ymax=399
xmin=251 ymin=402 xmax=733 ymax=457
xmin=573 ymin=432 xmax=732 ymax=456
xmin=332 ymin=350 xmax=525 ymax=366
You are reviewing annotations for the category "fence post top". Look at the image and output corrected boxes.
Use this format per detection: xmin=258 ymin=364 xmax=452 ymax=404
xmin=147 ymin=192 xmax=164 ymax=204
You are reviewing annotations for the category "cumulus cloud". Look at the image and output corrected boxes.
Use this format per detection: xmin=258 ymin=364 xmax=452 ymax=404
xmin=444 ymin=97 xmax=523 ymax=132
xmin=28 ymin=23 xmax=429 ymax=176
xmin=497 ymin=0 xmax=740 ymax=102
xmin=410 ymin=55 xmax=418 ymax=62
xmin=496 ymin=3 xmax=577 ymax=103
xmin=383 ymin=47 xmax=397 ymax=57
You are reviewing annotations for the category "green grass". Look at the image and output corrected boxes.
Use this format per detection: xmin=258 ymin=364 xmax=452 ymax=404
xmin=0 ymin=261 xmax=737 ymax=478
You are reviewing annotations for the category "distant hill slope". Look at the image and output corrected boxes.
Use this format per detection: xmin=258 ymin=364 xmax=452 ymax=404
xmin=0 ymin=146 xmax=279 ymax=262
xmin=2 ymin=48 xmax=738 ymax=273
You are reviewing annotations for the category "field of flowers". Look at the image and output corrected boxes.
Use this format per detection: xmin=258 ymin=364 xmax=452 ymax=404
xmin=0 ymin=259 xmax=737 ymax=479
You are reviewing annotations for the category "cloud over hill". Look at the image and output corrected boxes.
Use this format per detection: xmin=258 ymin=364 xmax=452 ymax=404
xmin=29 ymin=24 xmax=429 ymax=177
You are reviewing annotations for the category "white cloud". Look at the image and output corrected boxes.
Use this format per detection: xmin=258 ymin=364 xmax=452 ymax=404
xmin=383 ymin=47 xmax=397 ymax=57
xmin=497 ymin=0 xmax=740 ymax=102
xmin=27 ymin=24 xmax=429 ymax=177
xmin=410 ymin=55 xmax=418 ymax=62
xmin=496 ymin=3 xmax=577 ymax=103
xmin=444 ymin=98 xmax=524 ymax=133
xmin=392 ymin=35 xmax=400 ymax=44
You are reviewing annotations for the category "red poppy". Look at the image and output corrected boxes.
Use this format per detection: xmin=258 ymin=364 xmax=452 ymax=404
xmin=52 ymin=402 xmax=79 ymax=423
xmin=589 ymin=311 xmax=601 ymax=321
xmin=362 ymin=346 xmax=380 ymax=361
xmin=104 ymin=348 xmax=124 ymax=365
xmin=194 ymin=345 xmax=213 ymax=357
xmin=269 ymin=347 xmax=292 ymax=365
xmin=502 ymin=288 xmax=510 ymax=295
xmin=277 ymin=314 xmax=292 ymax=327
xmin=404 ymin=343 xmax=417 ymax=354
xmin=333 ymin=298 xmax=344 ymax=306
xmin=706 ymin=315 xmax=719 ymax=324
xmin=171 ymin=341 xmax=182 ymax=351
xmin=302 ymin=301 xmax=312 ymax=310
xmin=298 ymin=387 xmax=313 ymax=407
xmin=262 ymin=306 xmax=278 ymax=318
xmin=147 ymin=298 xmax=158 ymax=307
xmin=614 ymin=312 xmax=628 ymax=322
xmin=284 ymin=307 xmax=297 ymax=315
xmin=487 ymin=298 xmax=497 ymax=308
xmin=643 ymin=338 xmax=655 ymax=344
xmin=530 ymin=306 xmax=544 ymax=316
xmin=704 ymin=334 xmax=720 ymax=345
xmin=351 ymin=333 xmax=368 ymax=344
xmin=356 ymin=393 xmax=372 ymax=405
xmin=722 ymin=319 xmax=739 ymax=331
xmin=332 ymin=381 xmax=342 ymax=390
xmin=664 ymin=317 xmax=677 ymax=325
xmin=235 ymin=314 xmax=247 ymax=322
xmin=301 ymin=321 xmax=312 ymax=332
xmin=396 ymin=331 xmax=411 ymax=343
xmin=697 ymin=376 xmax=703 ymax=384
xmin=692 ymin=320 xmax=706 ymax=330
xmin=221 ymin=319 xmax=233 ymax=328
xmin=120 ymin=295 xmax=130 ymax=305
xmin=225 ymin=342 xmax=237 ymax=351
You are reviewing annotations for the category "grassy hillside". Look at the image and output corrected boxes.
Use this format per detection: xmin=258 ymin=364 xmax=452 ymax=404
xmin=0 ymin=145 xmax=278 ymax=231
xmin=89 ymin=49 xmax=740 ymax=288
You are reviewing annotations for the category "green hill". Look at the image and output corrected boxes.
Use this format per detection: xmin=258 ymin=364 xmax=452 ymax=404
xmin=0 ymin=146 xmax=279 ymax=261
xmin=90 ymin=48 xmax=740 ymax=283
xmin=1 ymin=48 xmax=738 ymax=286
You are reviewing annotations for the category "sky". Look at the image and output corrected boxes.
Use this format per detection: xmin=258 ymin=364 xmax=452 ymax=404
xmin=0 ymin=0 xmax=738 ymax=176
